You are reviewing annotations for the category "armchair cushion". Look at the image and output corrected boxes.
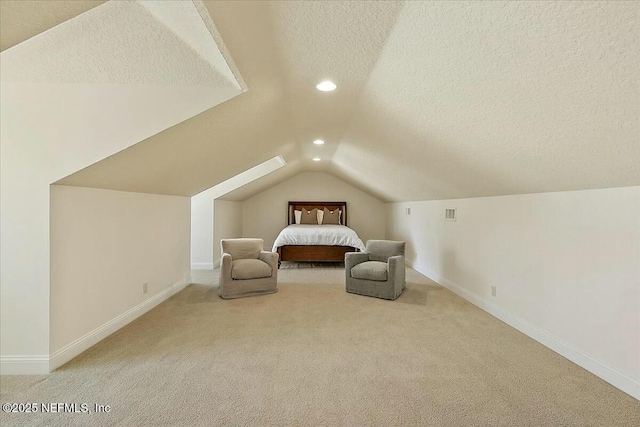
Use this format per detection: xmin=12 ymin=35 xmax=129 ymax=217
xmin=221 ymin=238 xmax=263 ymax=260
xmin=351 ymin=261 xmax=388 ymax=282
xmin=345 ymin=252 xmax=369 ymax=271
xmin=366 ymin=240 xmax=405 ymax=262
xmin=231 ymin=259 xmax=272 ymax=280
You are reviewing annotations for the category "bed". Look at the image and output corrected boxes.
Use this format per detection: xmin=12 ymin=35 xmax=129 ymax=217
xmin=273 ymin=201 xmax=365 ymax=268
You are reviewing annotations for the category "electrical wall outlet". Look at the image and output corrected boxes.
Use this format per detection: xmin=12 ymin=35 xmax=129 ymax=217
xmin=406 ymin=207 xmax=411 ymax=215
xmin=143 ymin=282 xmax=148 ymax=294
xmin=491 ymin=286 xmax=497 ymax=297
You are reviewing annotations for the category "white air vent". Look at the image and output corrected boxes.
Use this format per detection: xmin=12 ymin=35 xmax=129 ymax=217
xmin=445 ymin=208 xmax=456 ymax=221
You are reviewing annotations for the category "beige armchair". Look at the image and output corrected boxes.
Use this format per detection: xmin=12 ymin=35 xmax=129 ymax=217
xmin=345 ymin=240 xmax=406 ymax=300
xmin=219 ymin=238 xmax=279 ymax=299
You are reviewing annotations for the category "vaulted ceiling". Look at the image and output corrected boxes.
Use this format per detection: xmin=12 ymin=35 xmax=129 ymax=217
xmin=2 ymin=1 xmax=638 ymax=202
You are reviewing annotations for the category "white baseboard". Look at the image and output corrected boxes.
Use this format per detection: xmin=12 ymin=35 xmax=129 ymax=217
xmin=0 ymin=355 xmax=49 ymax=375
xmin=191 ymin=262 xmax=214 ymax=270
xmin=407 ymin=261 xmax=640 ymax=401
xmin=48 ymin=277 xmax=190 ymax=372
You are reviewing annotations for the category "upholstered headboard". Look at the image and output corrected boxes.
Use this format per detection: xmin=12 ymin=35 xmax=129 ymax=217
xmin=288 ymin=201 xmax=347 ymax=226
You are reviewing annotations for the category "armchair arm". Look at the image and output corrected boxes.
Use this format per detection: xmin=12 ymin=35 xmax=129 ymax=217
xmin=220 ymin=253 xmax=233 ymax=290
xmin=259 ymin=251 xmax=279 ymax=276
xmin=345 ymin=252 xmax=369 ymax=273
xmin=388 ymin=255 xmax=406 ymax=294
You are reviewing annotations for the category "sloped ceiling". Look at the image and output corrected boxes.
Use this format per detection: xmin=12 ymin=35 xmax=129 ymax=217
xmin=333 ymin=1 xmax=640 ymax=201
xmin=0 ymin=0 xmax=106 ymax=51
xmin=3 ymin=1 xmax=639 ymax=202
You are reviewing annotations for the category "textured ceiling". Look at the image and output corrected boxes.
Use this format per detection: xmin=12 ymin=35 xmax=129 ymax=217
xmin=0 ymin=0 xmax=106 ymax=52
xmin=1 ymin=1 xmax=242 ymax=89
xmin=55 ymin=0 xmax=402 ymax=196
xmin=333 ymin=0 xmax=640 ymax=201
xmin=1 ymin=0 xmax=246 ymax=188
xmin=4 ymin=1 xmax=639 ymax=201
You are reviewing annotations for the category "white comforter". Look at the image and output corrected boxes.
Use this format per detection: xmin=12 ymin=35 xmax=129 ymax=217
xmin=272 ymin=225 xmax=365 ymax=252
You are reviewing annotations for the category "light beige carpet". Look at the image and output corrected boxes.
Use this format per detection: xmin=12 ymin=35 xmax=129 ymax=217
xmin=1 ymin=267 xmax=638 ymax=426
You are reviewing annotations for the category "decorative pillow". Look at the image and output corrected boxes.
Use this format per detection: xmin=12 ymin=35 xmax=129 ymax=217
xmin=294 ymin=210 xmax=302 ymax=224
xmin=322 ymin=207 xmax=341 ymax=225
xmin=300 ymin=208 xmax=319 ymax=224
xmin=317 ymin=209 xmax=324 ymax=224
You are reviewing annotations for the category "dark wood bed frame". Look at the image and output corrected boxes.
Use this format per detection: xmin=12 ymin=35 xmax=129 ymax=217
xmin=276 ymin=201 xmax=356 ymax=268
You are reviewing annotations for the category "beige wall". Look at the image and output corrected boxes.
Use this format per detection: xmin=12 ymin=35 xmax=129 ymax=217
xmin=50 ymin=185 xmax=191 ymax=364
xmin=386 ymin=186 xmax=640 ymax=398
xmin=213 ymin=199 xmax=243 ymax=266
xmin=241 ymin=172 xmax=385 ymax=250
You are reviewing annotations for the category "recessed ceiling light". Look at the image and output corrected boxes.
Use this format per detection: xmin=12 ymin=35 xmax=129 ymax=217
xmin=313 ymin=139 xmax=325 ymax=145
xmin=313 ymin=158 xmax=321 ymax=162
xmin=316 ymin=81 xmax=337 ymax=92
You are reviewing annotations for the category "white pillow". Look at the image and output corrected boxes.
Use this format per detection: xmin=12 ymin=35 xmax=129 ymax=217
xmin=317 ymin=209 xmax=324 ymax=224
xmin=294 ymin=210 xmax=302 ymax=224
